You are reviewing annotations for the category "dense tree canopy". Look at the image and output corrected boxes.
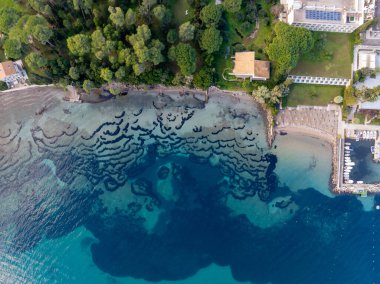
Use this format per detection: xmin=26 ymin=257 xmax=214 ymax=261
xmin=199 ymin=27 xmax=223 ymax=54
xmin=223 ymin=0 xmax=242 ymax=13
xmin=4 ymin=38 xmax=22 ymax=59
xmin=67 ymin=34 xmax=91 ymax=57
xmin=109 ymin=7 xmax=125 ymax=28
xmin=125 ymin=8 xmax=136 ymax=28
xmin=0 ymin=7 xmax=20 ymax=34
xmin=0 ymin=0 xmax=259 ymax=90
xmin=25 ymin=52 xmax=48 ymax=70
xmin=266 ymin=22 xmax=314 ymax=79
xmin=171 ymin=43 xmax=196 ymax=76
xmin=179 ymin=22 xmax=195 ymax=42
xmin=193 ymin=68 xmax=213 ymax=90
xmin=200 ymin=4 xmax=222 ymax=27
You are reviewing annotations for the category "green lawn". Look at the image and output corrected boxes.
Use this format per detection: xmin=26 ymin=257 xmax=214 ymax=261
xmin=285 ymin=84 xmax=344 ymax=107
xmin=250 ymin=18 xmax=271 ymax=49
xmin=170 ymin=0 xmax=194 ymax=25
xmin=290 ymin=32 xmax=352 ymax=78
xmin=353 ymin=112 xmax=366 ymax=124
xmin=245 ymin=0 xmax=273 ymax=59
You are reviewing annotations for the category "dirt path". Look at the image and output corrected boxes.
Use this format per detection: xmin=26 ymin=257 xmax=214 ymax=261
xmin=248 ymin=18 xmax=260 ymax=39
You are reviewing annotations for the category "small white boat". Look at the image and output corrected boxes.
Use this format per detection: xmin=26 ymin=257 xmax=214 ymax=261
xmin=345 ymin=142 xmax=351 ymax=146
xmin=357 ymin=181 xmax=364 ymax=184
xmin=347 ymin=180 xmax=354 ymax=184
xmin=344 ymin=146 xmax=351 ymax=150
xmin=345 ymin=166 xmax=353 ymax=170
xmin=346 ymin=162 xmax=355 ymax=166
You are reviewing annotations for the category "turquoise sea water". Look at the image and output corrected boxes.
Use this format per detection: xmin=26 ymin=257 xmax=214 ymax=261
xmin=1 ymin=88 xmax=380 ymax=284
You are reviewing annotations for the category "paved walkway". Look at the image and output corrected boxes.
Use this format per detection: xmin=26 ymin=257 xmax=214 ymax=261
xmin=292 ymin=22 xmax=358 ymax=33
xmin=347 ymin=104 xmax=358 ymax=122
xmin=287 ymin=75 xmax=350 ymax=86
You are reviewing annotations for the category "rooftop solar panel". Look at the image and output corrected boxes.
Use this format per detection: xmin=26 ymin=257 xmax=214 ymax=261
xmin=305 ymin=10 xmax=341 ymax=21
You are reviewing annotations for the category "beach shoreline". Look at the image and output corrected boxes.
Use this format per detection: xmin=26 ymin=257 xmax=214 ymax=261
xmin=274 ymin=125 xmax=338 ymax=194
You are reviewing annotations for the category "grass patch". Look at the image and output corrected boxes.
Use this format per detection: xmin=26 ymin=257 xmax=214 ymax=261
xmin=285 ymin=84 xmax=344 ymax=107
xmin=251 ymin=18 xmax=271 ymax=49
xmin=225 ymin=11 xmax=255 ymax=39
xmin=290 ymin=32 xmax=352 ymax=78
xmin=170 ymin=0 xmax=193 ymax=26
xmin=244 ymin=0 xmax=274 ymax=60
xmin=353 ymin=112 xmax=366 ymax=124
xmin=0 ymin=50 xmax=6 ymax=62
xmin=369 ymin=117 xmax=380 ymax=125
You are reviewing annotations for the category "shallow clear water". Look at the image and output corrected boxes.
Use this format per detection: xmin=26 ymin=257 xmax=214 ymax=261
xmin=1 ymin=89 xmax=380 ymax=284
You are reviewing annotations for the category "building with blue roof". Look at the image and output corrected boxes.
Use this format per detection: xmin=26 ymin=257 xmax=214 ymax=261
xmin=279 ymin=0 xmax=371 ymax=32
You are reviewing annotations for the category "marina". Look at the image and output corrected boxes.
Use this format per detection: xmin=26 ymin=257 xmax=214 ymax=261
xmin=275 ymin=105 xmax=380 ymax=195
xmin=337 ymin=126 xmax=380 ymax=194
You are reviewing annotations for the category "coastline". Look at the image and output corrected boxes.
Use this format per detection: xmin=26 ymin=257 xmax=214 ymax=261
xmin=1 ymin=82 xmax=325 ymax=151
xmin=1 ymin=84 xmax=335 ymax=191
xmin=253 ymin=98 xmax=275 ymax=148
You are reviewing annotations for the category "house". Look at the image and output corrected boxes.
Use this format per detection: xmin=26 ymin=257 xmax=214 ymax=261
xmin=356 ymin=49 xmax=380 ymax=70
xmin=229 ymin=52 xmax=270 ymax=81
xmin=279 ymin=0 xmax=368 ymax=33
xmin=358 ymin=50 xmax=377 ymax=69
xmin=0 ymin=60 xmax=28 ymax=88
xmin=359 ymin=98 xmax=380 ymax=110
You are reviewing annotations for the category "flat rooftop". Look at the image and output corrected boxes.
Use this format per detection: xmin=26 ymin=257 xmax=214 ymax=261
xmin=292 ymin=0 xmax=363 ymax=24
xmin=294 ymin=0 xmax=358 ymax=10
